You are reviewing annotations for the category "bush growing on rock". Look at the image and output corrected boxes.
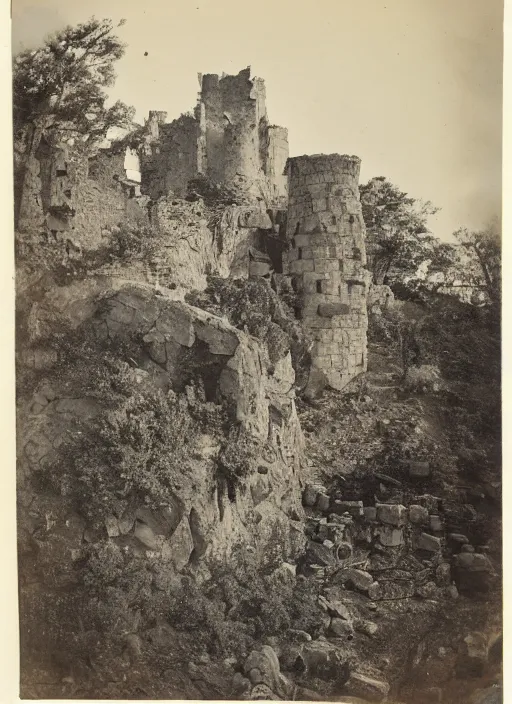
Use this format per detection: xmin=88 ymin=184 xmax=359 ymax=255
xmin=185 ymin=275 xmax=311 ymax=382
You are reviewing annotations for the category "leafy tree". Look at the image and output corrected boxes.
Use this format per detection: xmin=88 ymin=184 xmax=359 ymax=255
xmin=13 ymin=17 xmax=135 ymax=227
xmin=451 ymin=221 xmax=501 ymax=305
xmin=360 ymin=176 xmax=441 ymax=285
xmin=13 ymin=17 xmax=134 ymax=141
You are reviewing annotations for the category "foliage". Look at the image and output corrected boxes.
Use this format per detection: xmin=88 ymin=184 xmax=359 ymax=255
xmin=217 ymin=424 xmax=262 ymax=483
xmin=15 ymin=223 xmax=161 ymax=286
xmin=31 ymin=322 xmax=202 ymax=518
xmin=13 ymin=17 xmax=134 ymax=140
xmin=186 ymin=175 xmax=247 ymax=208
xmin=360 ymin=176 xmax=443 ymax=285
xmin=403 ymin=364 xmax=442 ymax=393
xmin=185 ymin=276 xmax=312 ymax=385
xmin=450 ymin=222 xmax=502 ymax=304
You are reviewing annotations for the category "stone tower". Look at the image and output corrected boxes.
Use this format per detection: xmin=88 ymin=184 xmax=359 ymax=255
xmin=284 ymin=154 xmax=369 ymax=390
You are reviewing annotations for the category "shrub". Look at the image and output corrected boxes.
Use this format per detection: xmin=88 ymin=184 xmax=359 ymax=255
xmin=403 ymin=364 xmax=442 ymax=393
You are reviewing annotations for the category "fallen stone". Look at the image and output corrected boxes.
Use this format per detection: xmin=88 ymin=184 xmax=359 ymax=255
xmin=333 ymin=568 xmax=374 ymax=592
xmin=303 ymin=485 xmax=319 ymax=507
xmin=417 ymin=533 xmax=442 ymax=552
xmin=449 ymin=532 xmax=470 ymax=545
xmin=376 ymin=503 xmax=407 ymax=526
xmin=329 ymin=618 xmax=354 ymax=639
xmin=163 ymin=516 xmax=194 ymax=571
xmin=357 ymin=620 xmax=378 ymax=636
xmin=344 ymin=672 xmax=390 ymax=702
xmin=377 ymin=525 xmax=404 ymax=547
xmin=299 ymin=640 xmax=350 ymax=685
xmin=105 ymin=515 xmax=120 ymax=538
xmin=316 ymin=493 xmax=330 ymax=512
xmin=429 ymin=515 xmax=443 ymax=532
xmin=368 ymin=582 xmax=382 ymax=600
xmin=305 ymin=540 xmax=336 ymax=567
xmin=409 ymin=461 xmax=431 ymax=478
xmin=363 ymin=506 xmax=377 ymax=522
xmin=134 ymin=521 xmax=158 ymax=549
xmin=331 ymin=500 xmax=364 ymax=517
xmin=409 ymin=505 xmax=429 ymax=525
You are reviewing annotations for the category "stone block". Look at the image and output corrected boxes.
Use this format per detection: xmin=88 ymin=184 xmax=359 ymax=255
xmin=329 ymin=618 xmax=354 ymax=638
xmin=331 ymin=500 xmax=364 ymax=517
xmin=417 ymin=532 xmax=442 ymax=552
xmin=377 ymin=526 xmax=404 ymax=547
xmin=363 ymin=506 xmax=377 ymax=522
xmin=318 ymin=302 xmax=350 ymax=317
xmin=376 ymin=503 xmax=407 ymax=526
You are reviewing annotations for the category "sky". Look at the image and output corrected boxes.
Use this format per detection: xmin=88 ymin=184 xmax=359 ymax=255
xmin=11 ymin=0 xmax=503 ymax=241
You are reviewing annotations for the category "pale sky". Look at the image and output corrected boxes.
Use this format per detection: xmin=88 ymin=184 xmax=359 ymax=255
xmin=11 ymin=0 xmax=503 ymax=241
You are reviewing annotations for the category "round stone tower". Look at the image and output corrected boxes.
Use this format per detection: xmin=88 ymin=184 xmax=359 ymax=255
xmin=284 ymin=154 xmax=370 ymax=390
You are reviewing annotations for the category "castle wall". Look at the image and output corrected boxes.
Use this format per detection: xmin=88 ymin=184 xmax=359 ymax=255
xmin=140 ymin=68 xmax=288 ymax=205
xmin=284 ymin=154 xmax=369 ymax=390
xmin=140 ymin=114 xmax=199 ymax=200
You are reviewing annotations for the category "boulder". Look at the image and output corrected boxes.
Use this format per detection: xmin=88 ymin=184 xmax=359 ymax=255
xmin=162 ymin=516 xmax=194 ymax=571
xmin=329 ymin=618 xmax=354 ymax=639
xmin=409 ymin=505 xmax=429 ymax=525
xmin=299 ymin=639 xmax=350 ymax=685
xmin=344 ymin=672 xmax=390 ymax=702
xmin=303 ymin=485 xmax=319 ymax=507
xmin=305 ymin=540 xmax=336 ymax=567
xmin=417 ymin=533 xmax=442 ymax=552
xmin=333 ymin=568 xmax=374 ymax=593
xmin=363 ymin=506 xmax=377 ymax=522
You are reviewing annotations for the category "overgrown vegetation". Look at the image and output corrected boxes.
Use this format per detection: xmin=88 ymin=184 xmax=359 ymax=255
xmin=15 ymin=223 xmax=161 ymax=286
xmin=185 ymin=275 xmax=312 ymax=388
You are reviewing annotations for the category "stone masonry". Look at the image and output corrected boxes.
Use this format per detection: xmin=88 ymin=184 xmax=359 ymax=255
xmin=284 ymin=154 xmax=370 ymax=390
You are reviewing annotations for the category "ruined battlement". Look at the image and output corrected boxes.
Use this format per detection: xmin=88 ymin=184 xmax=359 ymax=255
xmin=140 ymin=68 xmax=288 ymax=205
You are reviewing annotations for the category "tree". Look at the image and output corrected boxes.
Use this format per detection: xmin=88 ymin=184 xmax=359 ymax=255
xmin=360 ymin=176 xmax=441 ymax=286
xmin=13 ymin=17 xmax=135 ymax=226
xmin=13 ymin=17 xmax=134 ymax=141
xmin=451 ymin=221 xmax=501 ymax=305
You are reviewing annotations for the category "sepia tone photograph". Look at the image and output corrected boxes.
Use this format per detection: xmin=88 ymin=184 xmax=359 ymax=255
xmin=11 ymin=0 xmax=503 ymax=701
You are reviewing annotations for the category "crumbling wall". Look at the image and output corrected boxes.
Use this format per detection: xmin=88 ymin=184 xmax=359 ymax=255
xmin=140 ymin=113 xmax=199 ymax=200
xmin=284 ymin=154 xmax=370 ymax=390
xmin=140 ymin=68 xmax=289 ymax=206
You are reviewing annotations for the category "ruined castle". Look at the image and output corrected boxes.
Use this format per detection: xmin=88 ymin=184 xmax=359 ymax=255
xmin=15 ymin=67 xmax=370 ymax=390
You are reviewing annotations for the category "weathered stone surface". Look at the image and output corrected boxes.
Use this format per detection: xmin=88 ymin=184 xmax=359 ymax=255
xmin=376 ymin=503 xmax=407 ymax=526
xmin=429 ymin=514 xmax=443 ymax=532
xmin=316 ymin=493 xmax=330 ymax=512
xmin=344 ymin=672 xmax=390 ymax=702
xmin=409 ymin=504 xmax=429 ymax=525
xmin=305 ymin=540 xmax=336 ymax=567
xmin=417 ymin=532 xmax=442 ymax=552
